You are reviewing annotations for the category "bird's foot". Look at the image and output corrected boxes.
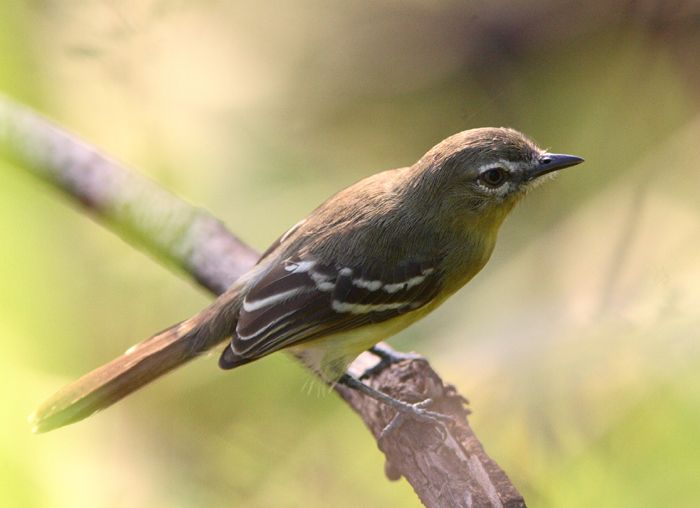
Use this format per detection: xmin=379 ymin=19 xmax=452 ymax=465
xmin=338 ymin=374 xmax=453 ymax=441
xmin=377 ymin=397 xmax=454 ymax=442
xmin=362 ymin=344 xmax=423 ymax=379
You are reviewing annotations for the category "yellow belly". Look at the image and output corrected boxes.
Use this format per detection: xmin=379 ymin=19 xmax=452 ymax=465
xmin=288 ymin=302 xmax=438 ymax=382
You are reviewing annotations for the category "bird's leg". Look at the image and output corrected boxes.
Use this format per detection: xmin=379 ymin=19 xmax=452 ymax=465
xmin=361 ymin=344 xmax=423 ymax=379
xmin=337 ymin=374 xmax=452 ymax=441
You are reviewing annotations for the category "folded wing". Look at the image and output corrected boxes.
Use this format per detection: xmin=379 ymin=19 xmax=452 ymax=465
xmin=219 ymin=255 xmax=442 ymax=367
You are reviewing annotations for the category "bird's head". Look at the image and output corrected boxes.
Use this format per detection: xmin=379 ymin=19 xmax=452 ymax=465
xmin=411 ymin=127 xmax=584 ymax=227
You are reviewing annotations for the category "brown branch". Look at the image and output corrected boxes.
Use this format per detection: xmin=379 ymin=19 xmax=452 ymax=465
xmin=343 ymin=353 xmax=525 ymax=507
xmin=0 ymin=95 xmax=525 ymax=508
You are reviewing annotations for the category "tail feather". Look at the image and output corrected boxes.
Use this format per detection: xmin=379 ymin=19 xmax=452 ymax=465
xmin=31 ymin=287 xmax=244 ymax=433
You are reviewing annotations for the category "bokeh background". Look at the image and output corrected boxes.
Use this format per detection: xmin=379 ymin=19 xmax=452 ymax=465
xmin=2 ymin=1 xmax=699 ymax=506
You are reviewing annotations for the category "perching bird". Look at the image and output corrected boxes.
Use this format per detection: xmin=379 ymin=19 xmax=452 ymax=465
xmin=31 ymin=127 xmax=583 ymax=433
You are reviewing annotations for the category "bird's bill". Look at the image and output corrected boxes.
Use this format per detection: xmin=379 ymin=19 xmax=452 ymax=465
xmin=527 ymin=153 xmax=584 ymax=180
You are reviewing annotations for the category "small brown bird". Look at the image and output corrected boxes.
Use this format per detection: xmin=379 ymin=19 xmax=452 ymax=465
xmin=31 ymin=127 xmax=583 ymax=432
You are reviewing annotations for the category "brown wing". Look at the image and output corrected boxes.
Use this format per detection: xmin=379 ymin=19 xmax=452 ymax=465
xmin=219 ymin=255 xmax=442 ymax=367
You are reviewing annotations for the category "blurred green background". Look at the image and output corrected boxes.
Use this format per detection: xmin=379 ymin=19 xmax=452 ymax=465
xmin=1 ymin=1 xmax=699 ymax=506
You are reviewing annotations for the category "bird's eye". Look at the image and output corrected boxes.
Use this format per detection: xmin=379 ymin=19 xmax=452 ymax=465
xmin=479 ymin=167 xmax=508 ymax=188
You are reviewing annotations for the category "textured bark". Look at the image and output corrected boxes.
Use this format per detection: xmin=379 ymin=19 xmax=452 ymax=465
xmin=0 ymin=95 xmax=525 ymax=507
xmin=343 ymin=353 xmax=525 ymax=507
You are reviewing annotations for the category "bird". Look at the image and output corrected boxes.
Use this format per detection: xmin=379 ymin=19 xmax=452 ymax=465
xmin=31 ymin=127 xmax=583 ymax=433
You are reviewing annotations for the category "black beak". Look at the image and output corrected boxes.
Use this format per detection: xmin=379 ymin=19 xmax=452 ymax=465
xmin=527 ymin=153 xmax=584 ymax=180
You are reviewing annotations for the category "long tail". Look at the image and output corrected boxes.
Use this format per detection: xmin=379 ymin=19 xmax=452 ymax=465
xmin=30 ymin=283 xmax=245 ymax=433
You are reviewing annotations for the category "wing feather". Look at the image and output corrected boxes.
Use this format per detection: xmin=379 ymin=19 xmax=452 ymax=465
xmin=224 ymin=256 xmax=442 ymax=364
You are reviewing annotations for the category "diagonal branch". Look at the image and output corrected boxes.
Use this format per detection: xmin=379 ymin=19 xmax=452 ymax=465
xmin=0 ymin=94 xmax=525 ymax=508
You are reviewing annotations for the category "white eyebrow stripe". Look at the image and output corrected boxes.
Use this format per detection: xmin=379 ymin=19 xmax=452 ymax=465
xmin=243 ymin=287 xmax=307 ymax=312
xmin=332 ymin=300 xmax=411 ymax=314
xmin=477 ymin=160 xmax=517 ymax=174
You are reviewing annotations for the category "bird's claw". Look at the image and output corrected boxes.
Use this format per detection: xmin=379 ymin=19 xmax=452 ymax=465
xmin=362 ymin=345 xmax=424 ymax=379
xmin=378 ymin=397 xmax=454 ymax=442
